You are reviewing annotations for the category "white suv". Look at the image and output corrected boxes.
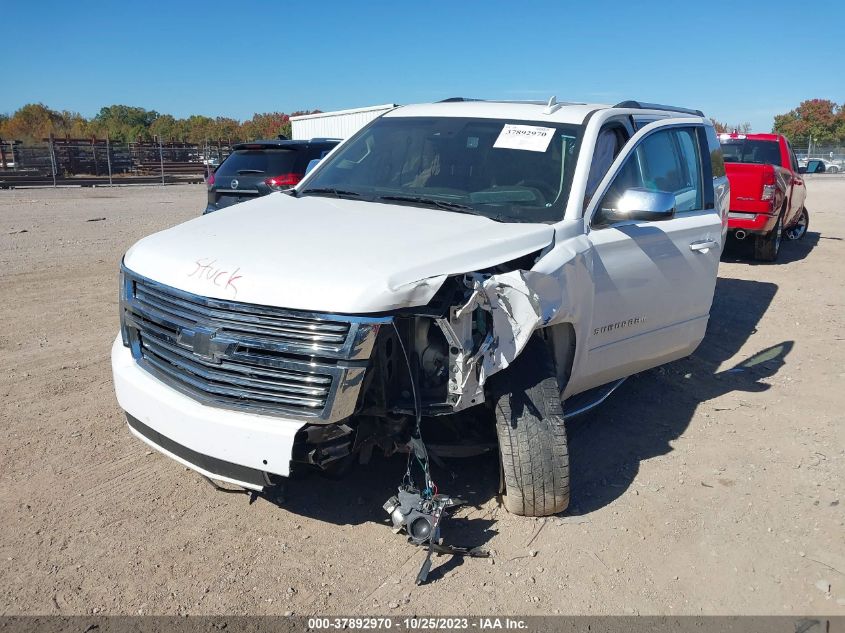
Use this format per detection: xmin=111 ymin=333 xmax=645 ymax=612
xmin=113 ymin=98 xmax=728 ymax=517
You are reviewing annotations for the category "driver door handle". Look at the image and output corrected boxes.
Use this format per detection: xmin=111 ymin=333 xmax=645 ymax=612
xmin=689 ymin=239 xmax=719 ymax=253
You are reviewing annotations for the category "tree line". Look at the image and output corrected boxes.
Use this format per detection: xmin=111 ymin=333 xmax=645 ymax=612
xmin=0 ymin=103 xmax=322 ymax=144
xmin=3 ymin=98 xmax=844 ymax=146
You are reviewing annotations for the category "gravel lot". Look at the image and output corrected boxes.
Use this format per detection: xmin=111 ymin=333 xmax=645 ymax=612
xmin=0 ymin=180 xmax=843 ymax=616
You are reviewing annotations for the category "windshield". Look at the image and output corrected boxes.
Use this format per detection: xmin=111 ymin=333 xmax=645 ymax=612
xmin=719 ymin=139 xmax=781 ymax=166
xmin=299 ymin=116 xmax=582 ymax=223
xmin=216 ymin=149 xmax=300 ymax=177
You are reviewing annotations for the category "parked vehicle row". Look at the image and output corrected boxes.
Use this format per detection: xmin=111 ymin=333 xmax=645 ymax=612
xmin=114 ymin=97 xmax=730 ymax=518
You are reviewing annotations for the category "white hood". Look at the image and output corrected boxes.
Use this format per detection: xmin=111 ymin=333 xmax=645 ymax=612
xmin=123 ymin=193 xmax=555 ymax=313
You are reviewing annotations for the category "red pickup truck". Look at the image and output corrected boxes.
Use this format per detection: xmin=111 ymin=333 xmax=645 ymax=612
xmin=719 ymin=133 xmax=809 ymax=261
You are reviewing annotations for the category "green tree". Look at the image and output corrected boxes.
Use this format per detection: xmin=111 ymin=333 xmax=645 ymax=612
xmin=183 ymin=115 xmax=215 ymax=143
xmin=773 ymin=99 xmax=843 ymax=143
xmin=150 ymin=114 xmax=187 ymax=142
xmin=241 ymin=112 xmax=290 ymax=140
xmin=94 ymin=105 xmax=160 ymax=142
xmin=0 ymin=103 xmax=65 ymax=141
xmin=58 ymin=110 xmax=94 ymax=138
xmin=211 ymin=117 xmax=241 ymax=141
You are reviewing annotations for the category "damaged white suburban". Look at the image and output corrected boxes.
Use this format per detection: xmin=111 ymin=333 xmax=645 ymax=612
xmin=112 ymin=98 xmax=729 ymax=517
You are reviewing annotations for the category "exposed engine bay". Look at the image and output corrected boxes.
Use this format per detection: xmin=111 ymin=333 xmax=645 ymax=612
xmin=289 ymin=252 xmax=551 ymax=475
xmin=287 ymin=257 xmax=553 ymax=581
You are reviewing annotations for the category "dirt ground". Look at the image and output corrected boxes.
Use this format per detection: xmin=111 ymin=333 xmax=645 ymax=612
xmin=0 ymin=179 xmax=843 ymax=617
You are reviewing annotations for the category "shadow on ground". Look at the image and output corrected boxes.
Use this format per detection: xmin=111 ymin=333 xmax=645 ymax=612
xmin=567 ymin=276 xmax=791 ymax=514
xmin=721 ymin=230 xmax=819 ymax=265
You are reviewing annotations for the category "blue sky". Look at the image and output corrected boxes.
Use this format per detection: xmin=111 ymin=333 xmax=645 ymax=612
xmin=2 ymin=0 xmax=843 ymax=132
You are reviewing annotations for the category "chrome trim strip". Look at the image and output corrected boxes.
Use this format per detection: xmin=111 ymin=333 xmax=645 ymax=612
xmin=563 ymin=377 xmax=626 ymax=418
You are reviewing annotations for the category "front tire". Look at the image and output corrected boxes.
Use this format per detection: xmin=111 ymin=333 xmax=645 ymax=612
xmin=490 ymin=336 xmax=570 ymax=516
xmin=754 ymin=211 xmax=783 ymax=261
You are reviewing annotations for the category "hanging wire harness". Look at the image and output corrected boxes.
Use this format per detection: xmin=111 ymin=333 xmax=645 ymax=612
xmin=383 ymin=323 xmax=489 ymax=585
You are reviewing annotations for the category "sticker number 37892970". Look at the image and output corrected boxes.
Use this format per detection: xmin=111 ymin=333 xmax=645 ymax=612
xmin=493 ymin=124 xmax=556 ymax=152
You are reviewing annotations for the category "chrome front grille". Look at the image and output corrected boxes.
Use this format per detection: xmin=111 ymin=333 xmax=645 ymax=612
xmin=120 ymin=268 xmax=388 ymax=421
xmin=133 ymin=280 xmax=353 ymax=355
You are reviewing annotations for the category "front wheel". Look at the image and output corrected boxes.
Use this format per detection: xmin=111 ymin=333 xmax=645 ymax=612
xmin=785 ymin=207 xmax=809 ymax=241
xmin=490 ymin=336 xmax=570 ymax=516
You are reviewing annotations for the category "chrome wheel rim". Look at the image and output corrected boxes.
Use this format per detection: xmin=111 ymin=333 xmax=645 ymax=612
xmin=786 ymin=212 xmax=807 ymax=240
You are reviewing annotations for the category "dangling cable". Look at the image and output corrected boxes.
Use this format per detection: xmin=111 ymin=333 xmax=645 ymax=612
xmin=391 ymin=321 xmax=434 ymax=494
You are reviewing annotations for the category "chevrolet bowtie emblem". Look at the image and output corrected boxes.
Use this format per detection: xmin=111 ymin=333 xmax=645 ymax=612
xmin=176 ymin=326 xmax=232 ymax=363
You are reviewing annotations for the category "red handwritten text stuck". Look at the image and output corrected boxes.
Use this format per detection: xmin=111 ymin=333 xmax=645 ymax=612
xmin=187 ymin=258 xmax=243 ymax=297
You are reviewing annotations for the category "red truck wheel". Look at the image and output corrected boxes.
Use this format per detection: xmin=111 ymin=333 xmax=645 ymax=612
xmin=785 ymin=207 xmax=809 ymax=241
xmin=754 ymin=213 xmax=783 ymax=262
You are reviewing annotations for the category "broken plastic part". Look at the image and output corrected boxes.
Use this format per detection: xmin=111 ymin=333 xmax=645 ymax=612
xmin=434 ymin=230 xmax=594 ymax=405
xmin=435 ymin=269 xmax=565 ymax=410
xmin=384 ymin=486 xmax=485 ymax=586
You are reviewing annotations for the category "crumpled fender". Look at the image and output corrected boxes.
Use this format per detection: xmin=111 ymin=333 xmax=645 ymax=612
xmin=478 ymin=270 xmax=561 ymax=375
xmin=438 ymin=232 xmax=592 ymax=409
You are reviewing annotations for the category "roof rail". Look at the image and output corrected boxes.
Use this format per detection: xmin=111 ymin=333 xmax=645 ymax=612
xmin=614 ymin=100 xmax=704 ymax=117
xmin=310 ymin=137 xmax=343 ymax=142
xmin=438 ymin=97 xmax=484 ymax=103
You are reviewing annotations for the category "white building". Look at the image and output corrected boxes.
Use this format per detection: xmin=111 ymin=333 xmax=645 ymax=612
xmin=290 ymin=104 xmax=397 ymax=140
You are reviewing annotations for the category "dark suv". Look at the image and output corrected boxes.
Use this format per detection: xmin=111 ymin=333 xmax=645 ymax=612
xmin=204 ymin=138 xmax=339 ymax=214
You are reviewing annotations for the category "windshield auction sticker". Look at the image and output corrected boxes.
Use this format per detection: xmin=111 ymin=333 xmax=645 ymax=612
xmin=493 ymin=124 xmax=556 ymax=152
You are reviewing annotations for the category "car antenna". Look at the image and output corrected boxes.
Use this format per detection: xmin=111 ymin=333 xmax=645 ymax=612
xmin=543 ymin=96 xmax=562 ymax=115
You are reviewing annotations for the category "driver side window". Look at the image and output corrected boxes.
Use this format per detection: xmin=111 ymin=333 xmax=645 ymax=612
xmin=594 ymin=127 xmax=703 ymax=227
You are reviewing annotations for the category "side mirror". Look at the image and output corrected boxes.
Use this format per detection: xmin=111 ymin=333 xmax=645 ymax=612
xmin=601 ymin=188 xmax=676 ymax=224
xmin=305 ymin=158 xmax=321 ymax=175
xmin=797 ymin=166 xmax=807 ymax=174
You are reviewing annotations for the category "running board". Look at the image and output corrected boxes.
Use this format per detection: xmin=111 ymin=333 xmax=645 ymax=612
xmin=563 ymin=378 xmax=626 ymax=418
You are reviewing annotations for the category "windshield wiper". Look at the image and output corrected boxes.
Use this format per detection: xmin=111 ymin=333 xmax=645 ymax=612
xmin=377 ymin=195 xmax=480 ymax=214
xmin=236 ymin=169 xmax=264 ymax=174
xmin=299 ymin=187 xmax=361 ymax=199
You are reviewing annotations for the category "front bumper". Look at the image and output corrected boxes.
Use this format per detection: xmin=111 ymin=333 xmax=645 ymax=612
xmin=112 ymin=336 xmax=304 ymax=487
xmin=727 ymin=211 xmax=778 ymax=235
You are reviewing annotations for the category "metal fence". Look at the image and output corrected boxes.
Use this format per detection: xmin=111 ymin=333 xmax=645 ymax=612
xmin=0 ymin=137 xmax=237 ymax=187
xmin=789 ymin=140 xmax=845 ymax=165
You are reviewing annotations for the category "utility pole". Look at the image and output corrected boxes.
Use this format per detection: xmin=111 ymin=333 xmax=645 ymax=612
xmin=105 ymin=137 xmax=113 ymax=186
xmin=158 ymin=135 xmax=165 ymax=185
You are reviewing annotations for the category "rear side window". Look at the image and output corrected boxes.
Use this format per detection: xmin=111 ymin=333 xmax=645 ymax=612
xmin=705 ymin=126 xmax=726 ymax=177
xmin=786 ymin=141 xmax=799 ymax=172
xmin=216 ymin=149 xmax=300 ymax=178
xmin=719 ymin=139 xmax=781 ymax=167
xmin=635 ymin=128 xmax=702 ymax=211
